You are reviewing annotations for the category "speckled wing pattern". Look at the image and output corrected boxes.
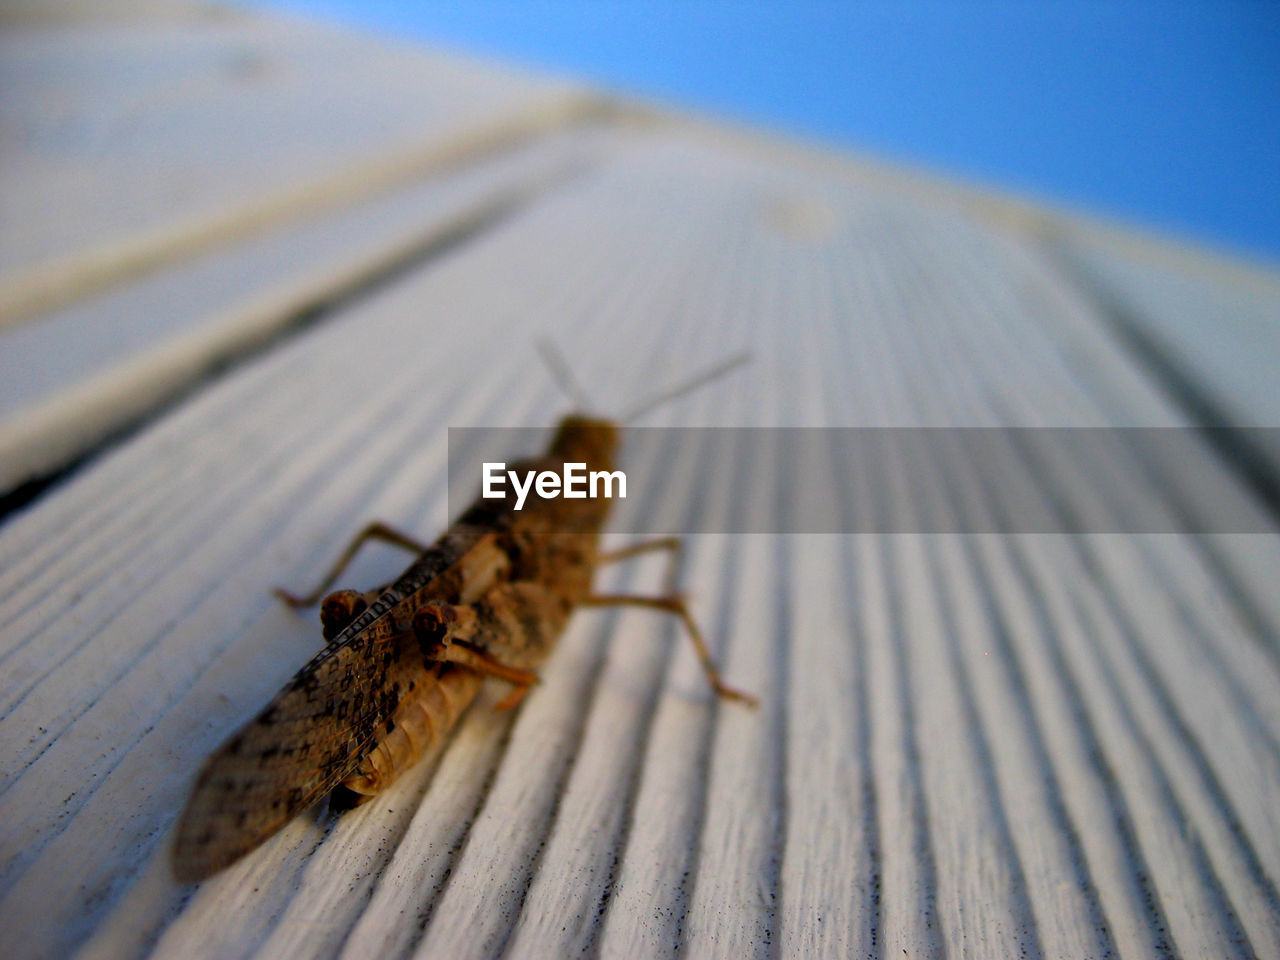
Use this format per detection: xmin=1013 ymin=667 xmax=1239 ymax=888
xmin=172 ymin=525 xmax=493 ymax=881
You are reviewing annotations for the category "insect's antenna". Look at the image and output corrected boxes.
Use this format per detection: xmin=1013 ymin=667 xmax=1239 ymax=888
xmin=621 ymin=350 xmax=752 ymax=423
xmin=536 ymin=338 xmax=595 ymax=411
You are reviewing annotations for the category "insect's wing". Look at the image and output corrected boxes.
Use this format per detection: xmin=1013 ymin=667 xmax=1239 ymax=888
xmin=171 ymin=620 xmax=426 ymax=881
xmin=172 ymin=525 xmax=499 ymax=881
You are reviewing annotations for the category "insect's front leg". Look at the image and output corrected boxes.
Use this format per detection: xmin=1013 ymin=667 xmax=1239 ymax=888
xmin=274 ymin=521 xmax=430 ymax=608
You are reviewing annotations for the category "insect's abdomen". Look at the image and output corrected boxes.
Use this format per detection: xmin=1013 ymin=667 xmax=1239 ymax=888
xmin=339 ymin=666 xmax=482 ymax=800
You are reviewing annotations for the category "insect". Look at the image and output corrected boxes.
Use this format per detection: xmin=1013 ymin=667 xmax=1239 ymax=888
xmin=171 ymin=345 xmax=755 ymax=881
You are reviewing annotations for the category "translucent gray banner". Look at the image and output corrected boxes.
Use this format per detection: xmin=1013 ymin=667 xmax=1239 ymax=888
xmin=447 ymin=427 xmax=1280 ymax=534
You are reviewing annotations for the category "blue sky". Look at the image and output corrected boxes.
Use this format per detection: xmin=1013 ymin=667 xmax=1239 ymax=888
xmin=268 ymin=2 xmax=1280 ymax=263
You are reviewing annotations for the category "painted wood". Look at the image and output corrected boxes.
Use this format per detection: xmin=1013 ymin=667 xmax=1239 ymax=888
xmin=0 ymin=126 xmax=614 ymax=490
xmin=0 ymin=7 xmax=1278 ymax=960
xmin=0 ymin=0 xmax=588 ymax=326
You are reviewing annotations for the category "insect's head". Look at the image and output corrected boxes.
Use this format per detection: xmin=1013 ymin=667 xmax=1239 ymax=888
xmin=550 ymin=415 xmax=619 ymax=469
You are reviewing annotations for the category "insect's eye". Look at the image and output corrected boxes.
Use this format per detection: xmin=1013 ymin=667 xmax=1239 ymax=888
xmin=412 ymin=605 xmax=455 ymax=658
xmin=320 ymin=590 xmax=367 ymax=639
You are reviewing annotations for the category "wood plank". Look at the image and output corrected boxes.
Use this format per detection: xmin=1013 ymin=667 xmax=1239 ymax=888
xmin=0 ymin=0 xmax=592 ymax=326
xmin=0 ymin=46 xmax=1277 ymax=960
xmin=1049 ymin=225 xmax=1280 ymax=429
xmin=0 ymin=125 xmax=615 ymax=490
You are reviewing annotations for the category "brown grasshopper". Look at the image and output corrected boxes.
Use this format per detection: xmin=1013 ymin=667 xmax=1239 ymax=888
xmin=171 ymin=348 xmax=755 ymax=881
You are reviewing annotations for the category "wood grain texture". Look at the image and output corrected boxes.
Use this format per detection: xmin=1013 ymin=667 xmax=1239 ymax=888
xmin=0 ymin=0 xmax=591 ymax=326
xmin=1 ymin=7 xmax=1279 ymax=960
xmin=0 ymin=125 xmax=612 ymax=490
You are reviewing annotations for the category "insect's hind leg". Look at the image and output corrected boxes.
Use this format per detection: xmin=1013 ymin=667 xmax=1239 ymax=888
xmin=275 ymin=521 xmax=430 ymax=608
xmin=581 ymin=591 xmax=758 ymax=707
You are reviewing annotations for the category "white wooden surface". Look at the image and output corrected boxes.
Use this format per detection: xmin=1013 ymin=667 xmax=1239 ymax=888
xmin=0 ymin=0 xmax=586 ymax=322
xmin=2 ymin=5 xmax=1279 ymax=959
xmin=0 ymin=0 xmax=599 ymax=487
xmin=0 ymin=125 xmax=616 ymax=490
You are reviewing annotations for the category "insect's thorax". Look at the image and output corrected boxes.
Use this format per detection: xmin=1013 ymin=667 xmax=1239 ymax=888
xmin=491 ymin=413 xmax=619 ymax=566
